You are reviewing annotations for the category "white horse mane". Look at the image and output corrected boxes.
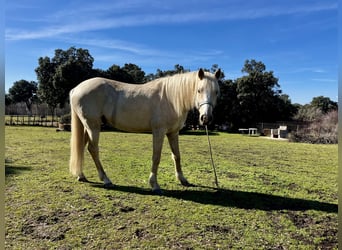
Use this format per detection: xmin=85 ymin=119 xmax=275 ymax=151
xmin=152 ymin=71 xmax=200 ymax=117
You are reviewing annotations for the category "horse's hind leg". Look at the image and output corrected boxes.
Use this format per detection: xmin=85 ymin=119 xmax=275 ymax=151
xmin=167 ymin=132 xmax=191 ymax=186
xmin=86 ymin=124 xmax=113 ymax=187
xmin=77 ymin=131 xmax=89 ymax=182
xmin=149 ymin=129 xmax=166 ymax=193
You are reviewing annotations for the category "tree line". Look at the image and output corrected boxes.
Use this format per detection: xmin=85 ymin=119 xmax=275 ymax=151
xmin=6 ymin=46 xmax=337 ymax=132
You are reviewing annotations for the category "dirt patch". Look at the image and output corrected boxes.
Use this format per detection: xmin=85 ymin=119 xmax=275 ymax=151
xmin=226 ymin=172 xmax=239 ymax=179
xmin=266 ymin=211 xmax=285 ymax=231
xmin=21 ymin=210 xmax=70 ymax=242
xmin=119 ymin=206 xmax=135 ymax=213
xmin=287 ymin=211 xmax=337 ymax=248
xmin=105 ymin=195 xmax=136 ymax=213
xmin=82 ymin=193 xmax=97 ymax=204
xmin=287 ymin=183 xmax=299 ymax=190
xmin=288 ymin=212 xmax=314 ymax=229
xmin=134 ymin=228 xmax=148 ymax=239
xmin=259 ymin=174 xmax=299 ymax=191
xmin=319 ymin=228 xmax=338 ymax=249
xmin=92 ymin=212 xmax=103 ymax=219
xmin=204 ymin=224 xmax=232 ymax=234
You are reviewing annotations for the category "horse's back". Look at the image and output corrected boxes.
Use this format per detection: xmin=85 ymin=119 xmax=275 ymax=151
xmin=71 ymin=77 xmax=117 ymax=98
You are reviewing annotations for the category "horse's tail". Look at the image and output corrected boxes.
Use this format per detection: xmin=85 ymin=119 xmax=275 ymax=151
xmin=69 ymin=105 xmax=85 ymax=178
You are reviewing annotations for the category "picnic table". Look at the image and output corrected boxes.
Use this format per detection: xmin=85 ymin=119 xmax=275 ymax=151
xmin=239 ymin=128 xmax=258 ymax=136
xmin=271 ymin=126 xmax=288 ymax=138
xmin=238 ymin=128 xmax=248 ymax=134
xmin=248 ymin=128 xmax=257 ymax=135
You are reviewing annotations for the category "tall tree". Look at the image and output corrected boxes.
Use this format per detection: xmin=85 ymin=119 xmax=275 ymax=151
xmin=155 ymin=64 xmax=189 ymax=78
xmin=121 ymin=63 xmax=145 ymax=83
xmin=35 ymin=56 xmax=60 ymax=114
xmin=106 ymin=64 xmax=134 ymax=83
xmin=236 ymin=59 xmax=282 ymax=125
xmin=213 ymin=79 xmax=240 ymax=130
xmin=102 ymin=63 xmax=146 ymax=83
xmin=310 ymin=96 xmax=337 ymax=113
xmin=8 ymin=79 xmax=37 ymax=114
xmin=5 ymin=94 xmax=12 ymax=106
xmin=294 ymin=96 xmax=338 ymax=122
xmin=275 ymin=94 xmax=298 ymax=121
xmin=36 ymin=47 xmax=94 ymax=110
xmin=51 ymin=47 xmax=94 ymax=106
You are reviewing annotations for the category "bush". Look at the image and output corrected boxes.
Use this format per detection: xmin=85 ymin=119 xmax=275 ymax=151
xmin=289 ymin=110 xmax=337 ymax=144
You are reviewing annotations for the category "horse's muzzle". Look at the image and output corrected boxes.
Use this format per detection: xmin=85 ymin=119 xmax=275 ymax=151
xmin=200 ymin=114 xmax=212 ymax=125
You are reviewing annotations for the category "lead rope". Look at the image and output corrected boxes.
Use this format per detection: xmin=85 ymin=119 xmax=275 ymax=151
xmin=205 ymin=125 xmax=219 ymax=188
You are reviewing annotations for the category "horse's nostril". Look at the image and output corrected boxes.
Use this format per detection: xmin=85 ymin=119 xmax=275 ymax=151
xmin=200 ymin=114 xmax=213 ymax=125
xmin=200 ymin=115 xmax=209 ymax=125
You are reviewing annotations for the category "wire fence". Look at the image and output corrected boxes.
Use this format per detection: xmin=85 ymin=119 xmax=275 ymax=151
xmin=5 ymin=115 xmax=59 ymax=127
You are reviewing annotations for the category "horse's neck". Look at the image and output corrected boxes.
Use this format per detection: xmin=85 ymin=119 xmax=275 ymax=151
xmin=164 ymin=72 xmax=198 ymax=115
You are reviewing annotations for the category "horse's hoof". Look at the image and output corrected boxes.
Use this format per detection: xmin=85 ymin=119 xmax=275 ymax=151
xmin=78 ymin=176 xmax=89 ymax=183
xmin=104 ymin=183 xmax=115 ymax=189
xmin=181 ymin=181 xmax=193 ymax=187
xmin=152 ymin=189 xmax=163 ymax=195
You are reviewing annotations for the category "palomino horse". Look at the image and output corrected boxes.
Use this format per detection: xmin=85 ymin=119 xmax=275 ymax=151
xmin=69 ymin=69 xmax=221 ymax=193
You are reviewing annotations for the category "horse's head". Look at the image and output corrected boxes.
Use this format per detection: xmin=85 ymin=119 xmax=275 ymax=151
xmin=196 ymin=68 xmax=221 ymax=125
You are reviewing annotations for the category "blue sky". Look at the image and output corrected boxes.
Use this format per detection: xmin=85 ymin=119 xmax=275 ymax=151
xmin=5 ymin=0 xmax=338 ymax=104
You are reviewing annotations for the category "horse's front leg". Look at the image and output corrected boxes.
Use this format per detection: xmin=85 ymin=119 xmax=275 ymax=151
xmin=167 ymin=132 xmax=191 ymax=186
xmin=149 ymin=130 xmax=166 ymax=193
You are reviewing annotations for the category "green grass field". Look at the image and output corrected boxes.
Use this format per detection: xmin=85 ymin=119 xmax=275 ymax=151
xmin=5 ymin=126 xmax=337 ymax=249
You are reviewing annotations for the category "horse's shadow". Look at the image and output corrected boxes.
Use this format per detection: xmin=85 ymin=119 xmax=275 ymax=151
xmin=5 ymin=164 xmax=32 ymax=176
xmin=90 ymin=183 xmax=337 ymax=213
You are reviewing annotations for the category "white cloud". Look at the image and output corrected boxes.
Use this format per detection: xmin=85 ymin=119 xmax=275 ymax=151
xmin=6 ymin=1 xmax=337 ymax=41
xmin=311 ymin=78 xmax=337 ymax=83
xmin=65 ymin=37 xmax=161 ymax=56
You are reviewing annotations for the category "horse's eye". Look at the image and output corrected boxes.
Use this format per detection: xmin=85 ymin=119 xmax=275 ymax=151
xmin=197 ymin=89 xmax=201 ymax=93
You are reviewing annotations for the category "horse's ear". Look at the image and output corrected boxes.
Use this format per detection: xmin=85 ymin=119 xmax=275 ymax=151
xmin=198 ymin=68 xmax=205 ymax=80
xmin=215 ymin=69 xmax=221 ymax=79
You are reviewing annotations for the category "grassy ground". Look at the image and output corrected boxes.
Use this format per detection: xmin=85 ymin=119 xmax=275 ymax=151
xmin=5 ymin=126 xmax=337 ymax=249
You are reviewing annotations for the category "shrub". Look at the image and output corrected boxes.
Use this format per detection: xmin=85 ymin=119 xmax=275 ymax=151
xmin=289 ymin=110 xmax=337 ymax=144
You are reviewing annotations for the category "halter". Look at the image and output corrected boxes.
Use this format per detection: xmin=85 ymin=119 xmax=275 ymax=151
xmin=198 ymin=101 xmax=214 ymax=109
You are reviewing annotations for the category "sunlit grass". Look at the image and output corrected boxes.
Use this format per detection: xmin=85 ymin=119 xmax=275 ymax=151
xmin=5 ymin=126 xmax=337 ymax=249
